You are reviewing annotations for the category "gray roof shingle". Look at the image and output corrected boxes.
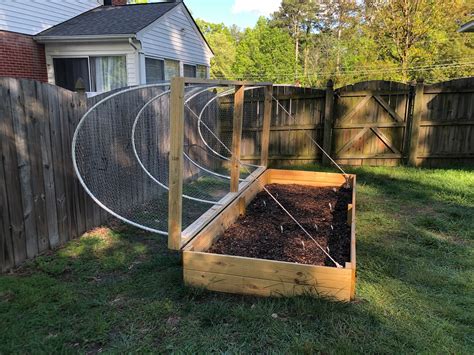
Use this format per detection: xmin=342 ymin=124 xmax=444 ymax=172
xmin=36 ymin=2 xmax=179 ymax=37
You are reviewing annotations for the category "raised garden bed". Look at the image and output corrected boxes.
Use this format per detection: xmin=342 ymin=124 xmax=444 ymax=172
xmin=182 ymin=169 xmax=356 ymax=301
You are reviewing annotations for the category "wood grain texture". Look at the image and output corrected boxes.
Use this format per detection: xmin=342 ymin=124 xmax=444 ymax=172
xmin=183 ymin=252 xmax=352 ymax=287
xmin=408 ymin=80 xmax=424 ymax=166
xmin=332 ymin=81 xmax=412 ymax=166
xmin=1 ymin=77 xmax=473 ymax=271
xmin=260 ymin=85 xmax=273 ymax=166
xmin=184 ymin=168 xmax=357 ymax=301
xmin=168 ymin=77 xmax=185 ymax=250
xmin=184 ymin=269 xmax=351 ymax=301
xmin=230 ymin=85 xmax=244 ymax=192
xmin=322 ymin=81 xmax=335 ymax=166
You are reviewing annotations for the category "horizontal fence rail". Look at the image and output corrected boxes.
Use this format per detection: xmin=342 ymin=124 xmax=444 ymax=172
xmin=1 ymin=77 xmax=473 ymax=271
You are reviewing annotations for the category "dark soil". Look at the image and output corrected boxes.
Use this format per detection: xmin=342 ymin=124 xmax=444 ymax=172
xmin=208 ymin=184 xmax=352 ymax=267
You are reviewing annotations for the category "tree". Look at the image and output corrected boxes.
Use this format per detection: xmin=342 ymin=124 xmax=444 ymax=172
xmin=366 ymin=0 xmax=473 ymax=82
xmin=317 ymin=0 xmax=360 ymax=76
xmin=195 ymin=19 xmax=238 ymax=79
xmin=194 ymin=0 xmax=473 ymax=85
xmin=232 ymin=17 xmax=296 ymax=83
xmin=271 ymin=0 xmax=320 ymax=78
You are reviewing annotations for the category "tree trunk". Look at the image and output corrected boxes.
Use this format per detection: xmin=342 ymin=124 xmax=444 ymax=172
xmin=336 ymin=27 xmax=342 ymax=77
xmin=295 ymin=36 xmax=299 ymax=79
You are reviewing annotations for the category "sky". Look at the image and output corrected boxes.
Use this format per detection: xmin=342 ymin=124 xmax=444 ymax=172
xmin=184 ymin=0 xmax=282 ymax=29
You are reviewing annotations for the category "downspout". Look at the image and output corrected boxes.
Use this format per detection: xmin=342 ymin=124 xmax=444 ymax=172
xmin=128 ymin=37 xmax=138 ymax=51
xmin=129 ymin=36 xmax=145 ymax=85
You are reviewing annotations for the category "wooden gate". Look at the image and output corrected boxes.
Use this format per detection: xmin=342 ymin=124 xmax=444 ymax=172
xmin=332 ymin=81 xmax=413 ymax=166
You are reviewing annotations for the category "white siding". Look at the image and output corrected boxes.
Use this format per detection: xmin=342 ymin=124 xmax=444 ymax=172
xmin=0 ymin=0 xmax=101 ymax=35
xmin=138 ymin=4 xmax=212 ymax=67
xmin=44 ymin=40 xmax=139 ymax=87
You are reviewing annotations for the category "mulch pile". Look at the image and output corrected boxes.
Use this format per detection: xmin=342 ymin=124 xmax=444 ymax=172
xmin=208 ymin=184 xmax=352 ymax=267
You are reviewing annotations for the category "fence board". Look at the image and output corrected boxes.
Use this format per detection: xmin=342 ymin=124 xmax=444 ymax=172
xmin=332 ymin=80 xmax=412 ymax=166
xmin=11 ymin=79 xmax=39 ymax=258
xmin=1 ymin=77 xmax=473 ymax=271
xmin=416 ymin=78 xmax=474 ymax=167
xmin=25 ymin=80 xmax=50 ymax=253
xmin=38 ymin=81 xmax=60 ymax=249
xmin=0 ymin=79 xmax=15 ymax=270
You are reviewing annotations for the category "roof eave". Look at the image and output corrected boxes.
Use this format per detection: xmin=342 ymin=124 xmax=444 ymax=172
xmin=35 ymin=34 xmax=136 ymax=42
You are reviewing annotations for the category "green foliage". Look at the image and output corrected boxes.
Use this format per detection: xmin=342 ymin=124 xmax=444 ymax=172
xmin=1 ymin=167 xmax=473 ymax=353
xmin=195 ymin=19 xmax=237 ymax=79
xmin=232 ymin=17 xmax=297 ymax=82
xmin=365 ymin=0 xmax=474 ymax=82
xmin=195 ymin=0 xmax=473 ymax=86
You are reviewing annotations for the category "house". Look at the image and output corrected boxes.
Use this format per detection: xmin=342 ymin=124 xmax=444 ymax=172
xmin=0 ymin=0 xmax=213 ymax=93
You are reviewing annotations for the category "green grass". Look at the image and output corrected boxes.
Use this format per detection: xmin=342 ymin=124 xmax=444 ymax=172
xmin=1 ymin=166 xmax=473 ymax=353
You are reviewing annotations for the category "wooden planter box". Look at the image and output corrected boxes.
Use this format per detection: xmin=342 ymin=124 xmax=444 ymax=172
xmin=182 ymin=169 xmax=357 ymax=302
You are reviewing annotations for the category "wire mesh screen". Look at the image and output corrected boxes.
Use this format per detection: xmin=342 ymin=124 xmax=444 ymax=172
xmin=73 ymin=84 xmax=264 ymax=235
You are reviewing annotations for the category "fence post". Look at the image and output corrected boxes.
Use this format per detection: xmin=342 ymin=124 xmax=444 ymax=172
xmin=230 ymin=85 xmax=245 ymax=192
xmin=408 ymin=78 xmax=424 ymax=167
xmin=322 ymin=80 xmax=335 ymax=166
xmin=260 ymin=85 xmax=273 ymax=167
xmin=168 ymin=77 xmax=185 ymax=250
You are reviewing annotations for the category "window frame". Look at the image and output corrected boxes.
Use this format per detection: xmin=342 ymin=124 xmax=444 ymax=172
xmin=183 ymin=63 xmax=197 ymax=78
xmin=51 ymin=54 xmax=127 ymax=92
xmin=164 ymin=58 xmax=180 ymax=80
xmin=145 ymin=56 xmax=165 ymax=84
xmin=196 ymin=64 xmax=208 ymax=79
xmin=183 ymin=63 xmax=209 ymax=79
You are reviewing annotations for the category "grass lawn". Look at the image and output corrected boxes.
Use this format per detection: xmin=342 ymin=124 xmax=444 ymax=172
xmin=1 ymin=166 xmax=473 ymax=353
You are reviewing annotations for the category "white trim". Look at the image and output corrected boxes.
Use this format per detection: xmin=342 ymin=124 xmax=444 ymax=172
xmin=139 ymin=52 xmax=146 ymax=85
xmin=144 ymin=56 xmax=165 ymax=83
xmin=35 ymin=34 xmax=135 ymax=42
xmin=45 ymin=41 xmax=139 ymax=88
xmin=50 ymin=54 xmax=128 ymax=92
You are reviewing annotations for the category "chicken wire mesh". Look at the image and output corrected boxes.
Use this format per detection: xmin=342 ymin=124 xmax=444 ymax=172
xmin=73 ymin=84 xmax=263 ymax=235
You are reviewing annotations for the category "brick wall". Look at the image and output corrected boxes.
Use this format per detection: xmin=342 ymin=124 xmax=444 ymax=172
xmin=0 ymin=31 xmax=48 ymax=82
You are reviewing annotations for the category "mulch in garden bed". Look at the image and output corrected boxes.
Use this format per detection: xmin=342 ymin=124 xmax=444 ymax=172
xmin=208 ymin=183 xmax=352 ymax=267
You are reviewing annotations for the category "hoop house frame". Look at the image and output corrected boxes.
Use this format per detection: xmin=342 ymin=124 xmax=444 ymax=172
xmin=167 ymin=77 xmax=273 ymax=250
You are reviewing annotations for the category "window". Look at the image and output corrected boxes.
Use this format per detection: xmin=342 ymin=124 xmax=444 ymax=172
xmin=145 ymin=57 xmax=164 ymax=83
xmin=53 ymin=56 xmax=127 ymax=92
xmin=197 ymin=65 xmax=207 ymax=79
xmin=53 ymin=58 xmax=90 ymax=91
xmin=164 ymin=59 xmax=180 ymax=80
xmin=183 ymin=64 xmax=196 ymax=78
xmin=90 ymin=56 xmax=127 ymax=92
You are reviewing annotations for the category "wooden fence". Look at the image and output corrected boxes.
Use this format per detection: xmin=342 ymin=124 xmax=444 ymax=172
xmin=235 ymin=78 xmax=474 ymax=168
xmin=1 ymin=77 xmax=473 ymax=271
xmin=0 ymin=78 xmax=164 ymax=271
xmin=221 ymin=86 xmax=326 ymax=164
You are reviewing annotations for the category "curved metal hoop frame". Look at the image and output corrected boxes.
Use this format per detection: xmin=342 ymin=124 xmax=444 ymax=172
xmin=73 ymin=83 xmax=266 ymax=235
xmin=72 ymin=83 xmax=171 ymax=235
xmin=195 ymin=86 xmax=263 ymax=169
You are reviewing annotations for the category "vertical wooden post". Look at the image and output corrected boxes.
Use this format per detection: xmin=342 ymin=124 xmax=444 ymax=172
xmin=230 ymin=85 xmax=245 ymax=192
xmin=168 ymin=77 xmax=185 ymax=250
xmin=408 ymin=78 xmax=424 ymax=167
xmin=260 ymin=85 xmax=273 ymax=167
xmin=322 ymin=80 xmax=335 ymax=166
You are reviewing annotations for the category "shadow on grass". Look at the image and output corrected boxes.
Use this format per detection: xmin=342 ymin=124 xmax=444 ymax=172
xmin=1 ymin=165 xmax=473 ymax=353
